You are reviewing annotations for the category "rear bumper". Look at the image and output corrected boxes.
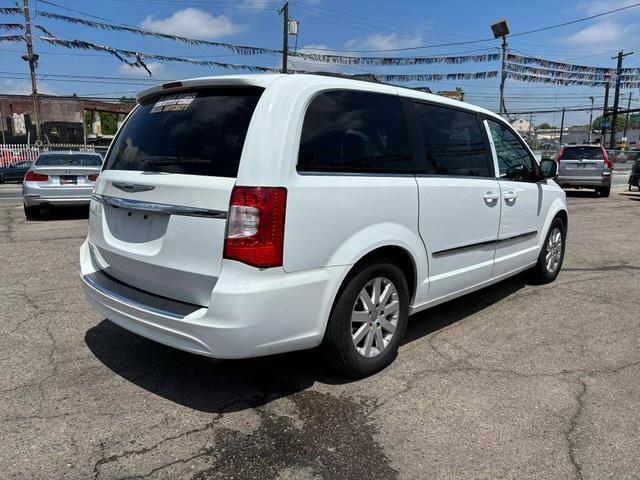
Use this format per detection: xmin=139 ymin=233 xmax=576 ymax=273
xmin=80 ymin=240 xmax=347 ymax=359
xmin=23 ymin=182 xmax=93 ymax=206
xmin=557 ymin=175 xmax=611 ymax=188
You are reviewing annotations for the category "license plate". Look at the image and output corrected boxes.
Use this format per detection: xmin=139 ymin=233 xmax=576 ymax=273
xmin=60 ymin=175 xmax=77 ymax=185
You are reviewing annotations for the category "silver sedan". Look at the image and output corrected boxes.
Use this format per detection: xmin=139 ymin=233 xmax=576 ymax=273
xmin=22 ymin=151 xmax=103 ymax=219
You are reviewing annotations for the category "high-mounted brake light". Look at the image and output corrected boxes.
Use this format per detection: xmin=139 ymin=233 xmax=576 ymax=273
xmin=224 ymin=186 xmax=287 ymax=268
xmin=162 ymin=81 xmax=183 ymax=89
xmin=601 ymin=146 xmax=613 ymax=169
xmin=24 ymin=171 xmax=48 ymax=182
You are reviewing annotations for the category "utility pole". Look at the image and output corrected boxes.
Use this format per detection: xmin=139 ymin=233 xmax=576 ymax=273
xmin=491 ymin=19 xmax=509 ymax=116
xmin=588 ymin=96 xmax=594 ymax=143
xmin=21 ymin=0 xmax=41 ymax=143
xmin=609 ymin=50 xmax=633 ymax=150
xmin=559 ymin=108 xmax=565 ymax=146
xmin=279 ymin=2 xmax=289 ymax=74
xmin=623 ymin=92 xmax=632 ymax=138
xmin=601 ymin=82 xmax=610 ymax=146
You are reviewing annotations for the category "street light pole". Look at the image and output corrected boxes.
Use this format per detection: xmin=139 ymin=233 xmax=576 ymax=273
xmin=623 ymin=92 xmax=632 ymax=139
xmin=491 ymin=19 xmax=510 ymax=117
xmin=588 ymin=96 xmax=594 ymax=143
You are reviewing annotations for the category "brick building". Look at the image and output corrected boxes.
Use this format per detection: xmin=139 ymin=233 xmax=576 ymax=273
xmin=0 ymin=94 xmax=133 ymax=144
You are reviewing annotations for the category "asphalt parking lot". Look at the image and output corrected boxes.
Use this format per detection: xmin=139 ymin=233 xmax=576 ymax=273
xmin=1 ymin=184 xmax=639 ymax=480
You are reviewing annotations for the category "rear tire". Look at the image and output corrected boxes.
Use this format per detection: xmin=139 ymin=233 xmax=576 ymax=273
xmin=323 ymin=262 xmax=409 ymax=377
xmin=23 ymin=203 xmax=40 ymax=220
xmin=597 ymin=186 xmax=611 ymax=197
xmin=529 ymin=217 xmax=566 ymax=284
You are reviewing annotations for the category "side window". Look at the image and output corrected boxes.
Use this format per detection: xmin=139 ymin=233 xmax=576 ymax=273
xmin=413 ymin=102 xmax=490 ymax=177
xmin=487 ymin=120 xmax=536 ymax=181
xmin=297 ymin=90 xmax=413 ymax=173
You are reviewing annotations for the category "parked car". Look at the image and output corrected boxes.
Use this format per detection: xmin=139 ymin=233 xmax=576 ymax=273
xmin=22 ymin=151 xmax=103 ymax=219
xmin=629 ymin=158 xmax=640 ymax=191
xmin=555 ymin=144 xmax=612 ymax=197
xmin=80 ymin=74 xmax=568 ymax=376
xmin=0 ymin=160 xmax=32 ymax=183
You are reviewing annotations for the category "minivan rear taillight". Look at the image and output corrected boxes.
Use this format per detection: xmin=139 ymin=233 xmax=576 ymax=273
xmin=555 ymin=147 xmax=565 ymax=162
xmin=24 ymin=171 xmax=48 ymax=182
xmin=224 ymin=186 xmax=287 ymax=268
xmin=601 ymin=147 xmax=613 ymax=169
xmin=88 ymin=174 xmax=99 ymax=181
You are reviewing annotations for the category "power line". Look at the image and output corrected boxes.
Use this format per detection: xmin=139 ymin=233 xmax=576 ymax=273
xmin=299 ymin=2 xmax=640 ymax=53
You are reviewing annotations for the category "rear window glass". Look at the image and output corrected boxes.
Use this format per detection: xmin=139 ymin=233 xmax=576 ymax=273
xmin=36 ymin=154 xmax=102 ymax=166
xmin=104 ymin=88 xmax=263 ymax=178
xmin=298 ymin=90 xmax=414 ymax=173
xmin=560 ymin=147 xmax=603 ymax=160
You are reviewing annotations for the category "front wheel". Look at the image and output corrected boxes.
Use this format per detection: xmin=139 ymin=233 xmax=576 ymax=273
xmin=323 ymin=262 xmax=409 ymax=377
xmin=529 ymin=218 xmax=566 ymax=284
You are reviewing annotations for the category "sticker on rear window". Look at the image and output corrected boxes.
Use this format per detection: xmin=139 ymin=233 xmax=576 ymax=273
xmin=150 ymin=93 xmax=197 ymax=113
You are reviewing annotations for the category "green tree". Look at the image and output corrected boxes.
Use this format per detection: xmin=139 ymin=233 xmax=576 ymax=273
xmin=537 ymin=123 xmax=553 ymax=129
xmin=592 ymin=115 xmax=625 ymax=131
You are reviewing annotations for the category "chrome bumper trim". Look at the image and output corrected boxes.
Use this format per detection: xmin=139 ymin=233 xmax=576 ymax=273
xmin=91 ymin=194 xmax=227 ymax=219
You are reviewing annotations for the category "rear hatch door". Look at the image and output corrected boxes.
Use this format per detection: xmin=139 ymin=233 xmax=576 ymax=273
xmin=88 ymin=87 xmax=263 ymax=306
xmin=559 ymin=146 xmax=605 ymax=179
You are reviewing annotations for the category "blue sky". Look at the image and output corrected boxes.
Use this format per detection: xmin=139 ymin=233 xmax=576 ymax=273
xmin=2 ymin=0 xmax=640 ymax=126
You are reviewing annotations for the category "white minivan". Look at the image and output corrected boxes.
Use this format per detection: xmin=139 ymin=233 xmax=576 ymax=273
xmin=80 ymin=74 xmax=567 ymax=376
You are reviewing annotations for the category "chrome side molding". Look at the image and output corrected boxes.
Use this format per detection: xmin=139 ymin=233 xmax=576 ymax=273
xmin=92 ymin=194 xmax=227 ymax=219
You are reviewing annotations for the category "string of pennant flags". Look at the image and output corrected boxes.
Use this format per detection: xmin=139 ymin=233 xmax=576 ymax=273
xmin=0 ymin=23 xmax=23 ymax=30
xmin=506 ymin=71 xmax=640 ymax=89
xmin=3 ymin=4 xmax=640 ymax=88
xmin=31 ymin=10 xmax=502 ymax=67
xmin=36 ymin=29 xmax=499 ymax=82
xmin=506 ymin=53 xmax=640 ymax=76
xmin=506 ymin=63 xmax=615 ymax=81
xmin=0 ymin=34 xmax=24 ymax=42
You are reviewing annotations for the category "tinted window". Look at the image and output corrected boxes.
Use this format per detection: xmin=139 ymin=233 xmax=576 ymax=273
xmin=413 ymin=103 xmax=490 ymax=176
xmin=560 ymin=146 xmax=603 ymax=160
xmin=487 ymin=120 xmax=536 ymax=181
xmin=36 ymin=154 xmax=102 ymax=166
xmin=104 ymin=88 xmax=263 ymax=178
xmin=298 ymin=90 xmax=413 ymax=173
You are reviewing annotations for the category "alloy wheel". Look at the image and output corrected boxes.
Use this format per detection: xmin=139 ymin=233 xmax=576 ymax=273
xmin=545 ymin=227 xmax=563 ymax=273
xmin=351 ymin=277 xmax=400 ymax=358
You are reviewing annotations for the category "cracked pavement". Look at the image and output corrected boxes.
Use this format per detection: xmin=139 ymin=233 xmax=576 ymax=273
xmin=1 ymin=189 xmax=639 ymax=479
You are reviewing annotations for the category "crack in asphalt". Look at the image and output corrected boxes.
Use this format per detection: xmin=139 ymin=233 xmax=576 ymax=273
xmin=565 ymin=377 xmax=587 ymax=480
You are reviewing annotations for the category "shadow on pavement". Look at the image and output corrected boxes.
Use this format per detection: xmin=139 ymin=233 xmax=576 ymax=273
xmin=29 ymin=205 xmax=89 ymax=221
xmin=85 ymin=275 xmax=527 ymax=413
xmin=564 ymin=190 xmax=600 ymax=198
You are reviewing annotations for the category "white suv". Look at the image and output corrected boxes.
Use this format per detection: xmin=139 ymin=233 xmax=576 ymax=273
xmin=80 ymin=74 xmax=567 ymax=376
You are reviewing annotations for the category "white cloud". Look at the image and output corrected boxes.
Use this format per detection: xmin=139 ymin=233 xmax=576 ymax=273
xmin=560 ymin=19 xmax=636 ymax=48
xmin=243 ymin=0 xmax=272 ymax=9
xmin=140 ymin=8 xmax=243 ymax=39
xmin=344 ymin=33 xmax=423 ymax=51
xmin=118 ymin=61 xmax=167 ymax=78
xmin=575 ymin=0 xmax=639 ymax=15
xmin=1 ymin=79 xmax=56 ymax=95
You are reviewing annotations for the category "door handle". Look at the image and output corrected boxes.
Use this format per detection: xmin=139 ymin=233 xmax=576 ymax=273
xmin=483 ymin=191 xmax=499 ymax=204
xmin=503 ymin=190 xmax=518 ymax=201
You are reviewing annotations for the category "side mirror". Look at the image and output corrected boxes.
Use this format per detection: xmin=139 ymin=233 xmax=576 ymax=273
xmin=540 ymin=159 xmax=558 ymax=179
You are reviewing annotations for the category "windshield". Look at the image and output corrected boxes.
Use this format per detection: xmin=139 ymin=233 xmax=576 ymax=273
xmin=36 ymin=154 xmax=102 ymax=166
xmin=104 ymin=88 xmax=263 ymax=178
xmin=560 ymin=147 xmax=603 ymax=160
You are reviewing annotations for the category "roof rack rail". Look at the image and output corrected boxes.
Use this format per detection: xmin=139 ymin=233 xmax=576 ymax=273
xmin=295 ymin=71 xmax=383 ymax=85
